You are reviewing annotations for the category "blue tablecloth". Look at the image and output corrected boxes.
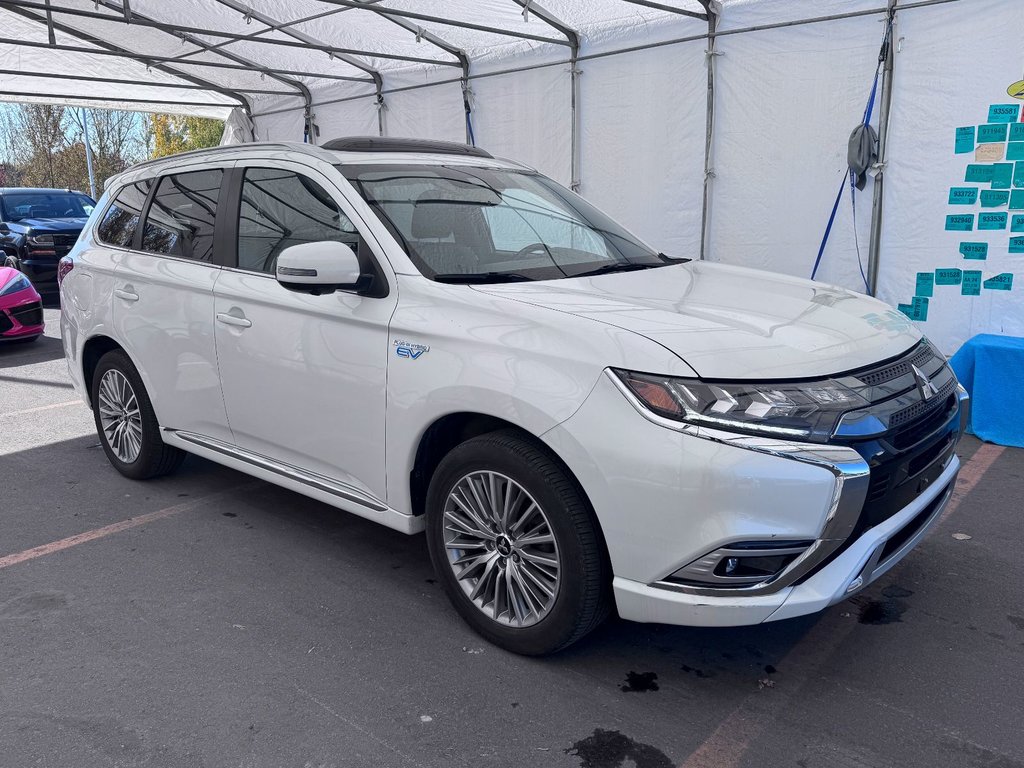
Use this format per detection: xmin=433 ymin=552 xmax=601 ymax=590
xmin=950 ymin=333 xmax=1024 ymax=448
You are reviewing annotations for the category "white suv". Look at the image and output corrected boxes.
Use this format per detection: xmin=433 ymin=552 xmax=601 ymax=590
xmin=60 ymin=138 xmax=967 ymax=654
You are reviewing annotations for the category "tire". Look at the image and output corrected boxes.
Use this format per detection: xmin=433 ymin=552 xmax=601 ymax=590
xmin=425 ymin=429 xmax=611 ymax=655
xmin=90 ymin=349 xmax=186 ymax=480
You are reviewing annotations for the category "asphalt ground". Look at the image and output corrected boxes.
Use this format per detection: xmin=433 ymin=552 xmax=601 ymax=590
xmin=1 ymin=305 xmax=1022 ymax=768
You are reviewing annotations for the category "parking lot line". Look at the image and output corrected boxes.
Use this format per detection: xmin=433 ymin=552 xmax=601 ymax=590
xmin=677 ymin=441 xmax=1004 ymax=768
xmin=0 ymin=399 xmax=82 ymax=418
xmin=0 ymin=485 xmax=252 ymax=571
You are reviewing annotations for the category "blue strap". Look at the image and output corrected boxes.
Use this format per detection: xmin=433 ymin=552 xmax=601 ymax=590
xmin=810 ymin=172 xmax=848 ymax=281
xmin=810 ymin=29 xmax=886 ymax=285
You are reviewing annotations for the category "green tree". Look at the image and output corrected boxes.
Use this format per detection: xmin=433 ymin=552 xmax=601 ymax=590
xmin=147 ymin=114 xmax=224 ymax=159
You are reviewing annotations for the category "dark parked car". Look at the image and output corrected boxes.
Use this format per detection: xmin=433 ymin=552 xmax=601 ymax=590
xmin=0 ymin=187 xmax=96 ymax=297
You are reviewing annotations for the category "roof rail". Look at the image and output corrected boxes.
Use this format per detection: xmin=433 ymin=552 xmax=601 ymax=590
xmin=123 ymin=142 xmax=301 ymax=173
xmin=322 ymin=136 xmax=493 ymax=158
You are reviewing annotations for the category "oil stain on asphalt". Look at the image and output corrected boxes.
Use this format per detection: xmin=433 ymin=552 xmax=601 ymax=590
xmin=566 ymin=729 xmax=673 ymax=768
xmin=856 ymin=585 xmax=913 ymax=625
xmin=620 ymin=671 xmax=659 ymax=692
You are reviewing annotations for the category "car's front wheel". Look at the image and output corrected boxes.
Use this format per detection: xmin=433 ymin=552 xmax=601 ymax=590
xmin=90 ymin=349 xmax=186 ymax=480
xmin=425 ymin=430 xmax=610 ymax=655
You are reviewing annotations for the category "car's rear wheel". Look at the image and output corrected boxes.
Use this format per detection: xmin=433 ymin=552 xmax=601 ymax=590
xmin=425 ymin=430 xmax=610 ymax=655
xmin=91 ymin=349 xmax=185 ymax=480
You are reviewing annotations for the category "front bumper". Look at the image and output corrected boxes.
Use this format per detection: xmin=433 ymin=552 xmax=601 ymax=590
xmin=542 ymin=368 xmax=967 ymax=628
xmin=613 ymin=453 xmax=958 ymax=626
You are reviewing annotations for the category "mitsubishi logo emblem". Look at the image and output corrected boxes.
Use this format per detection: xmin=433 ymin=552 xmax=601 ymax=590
xmin=912 ymin=364 xmax=939 ymax=400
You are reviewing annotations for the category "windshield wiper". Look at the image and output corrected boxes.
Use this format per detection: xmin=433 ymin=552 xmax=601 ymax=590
xmin=433 ymin=272 xmax=534 ymax=284
xmin=571 ymin=263 xmax=659 ymax=278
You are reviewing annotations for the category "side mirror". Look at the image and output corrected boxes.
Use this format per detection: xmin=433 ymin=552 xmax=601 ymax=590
xmin=0 ymin=222 xmax=9 ymax=234
xmin=275 ymin=240 xmax=365 ymax=294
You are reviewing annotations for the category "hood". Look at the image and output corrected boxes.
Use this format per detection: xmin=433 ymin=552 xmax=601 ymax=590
xmin=19 ymin=217 xmax=87 ymax=233
xmin=474 ymin=262 xmax=922 ymax=380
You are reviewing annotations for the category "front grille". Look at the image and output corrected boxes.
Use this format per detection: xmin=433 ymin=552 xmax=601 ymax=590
xmin=0 ymin=312 xmax=12 ymax=334
xmin=889 ymin=377 xmax=956 ymax=430
xmin=52 ymin=234 xmax=79 ymax=248
xmin=855 ymin=344 xmax=934 ymax=387
xmin=10 ymin=301 xmax=43 ymax=327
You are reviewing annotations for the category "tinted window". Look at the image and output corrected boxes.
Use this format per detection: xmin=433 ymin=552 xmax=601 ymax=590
xmin=342 ymin=164 xmax=664 ymax=281
xmin=1 ymin=192 xmax=95 ymax=222
xmin=96 ymin=181 xmax=151 ymax=248
xmin=237 ymin=168 xmax=359 ymax=275
xmin=141 ymin=169 xmax=223 ymax=261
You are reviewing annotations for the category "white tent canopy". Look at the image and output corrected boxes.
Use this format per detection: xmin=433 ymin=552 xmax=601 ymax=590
xmin=1 ymin=0 xmax=1021 ymax=354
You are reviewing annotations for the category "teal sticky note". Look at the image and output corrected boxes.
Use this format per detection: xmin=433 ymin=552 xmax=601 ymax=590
xmin=962 ymin=270 xmax=982 ymax=295
xmin=945 ymin=214 xmax=974 ymax=231
xmin=1011 ymin=123 xmax=1024 ymax=142
xmin=911 ymin=296 xmax=929 ymax=321
xmin=1010 ymin=236 xmax=1024 ymax=253
xmin=966 ymin=164 xmax=995 ymax=182
xmin=988 ymin=104 xmax=1020 ymax=123
xmin=992 ymin=163 xmax=1014 ymax=189
xmin=979 ymin=212 xmax=1008 ymax=230
xmin=1008 ymin=142 xmax=1024 ymax=161
xmin=1015 ymin=161 xmax=1024 ymax=188
xmin=897 ymin=303 xmax=914 ymax=319
xmin=984 ymin=273 xmax=1014 ymax=291
xmin=978 ymin=123 xmax=1010 ymax=143
xmin=981 ymin=190 xmax=1009 ymax=207
xmin=955 ymin=126 xmax=976 ymax=154
xmin=1011 ymin=189 xmax=1024 ymax=210
xmin=1012 ymin=214 xmax=1024 ymax=232
xmin=960 ymin=241 xmax=988 ymax=259
xmin=935 ymin=268 xmax=962 ymax=285
xmin=948 ymin=187 xmax=978 ymax=205
xmin=916 ymin=272 xmax=934 ymax=296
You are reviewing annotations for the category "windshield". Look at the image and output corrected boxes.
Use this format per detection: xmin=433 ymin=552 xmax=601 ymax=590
xmin=341 ymin=164 xmax=675 ymax=282
xmin=1 ymin=192 xmax=96 ymax=222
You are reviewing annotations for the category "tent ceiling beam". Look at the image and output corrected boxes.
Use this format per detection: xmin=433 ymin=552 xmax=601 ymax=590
xmin=620 ymin=0 xmax=707 ymax=21
xmin=0 ymin=68 xmax=295 ymax=95
xmin=87 ymin=0 xmax=313 ymax=117
xmin=0 ymin=1 xmax=456 ymax=69
xmin=205 ymin=0 xmax=385 ymax=139
xmin=1 ymin=38 xmax=374 ymax=85
xmin=313 ymin=0 xmax=571 ymax=47
xmin=0 ymin=89 xmax=237 ymax=109
xmin=1 ymin=2 xmax=251 ymax=112
xmin=171 ymin=2 xmax=384 ymax=62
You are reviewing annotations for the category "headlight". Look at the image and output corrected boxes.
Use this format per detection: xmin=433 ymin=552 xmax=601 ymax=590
xmin=27 ymin=234 xmax=54 ymax=246
xmin=613 ymin=369 xmax=871 ymax=442
xmin=0 ymin=273 xmax=32 ymax=296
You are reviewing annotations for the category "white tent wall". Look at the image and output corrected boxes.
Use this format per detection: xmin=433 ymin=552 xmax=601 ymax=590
xmin=578 ymin=38 xmax=708 ymax=257
xmin=876 ymin=0 xmax=1024 ymax=354
xmin=706 ymin=6 xmax=885 ymax=292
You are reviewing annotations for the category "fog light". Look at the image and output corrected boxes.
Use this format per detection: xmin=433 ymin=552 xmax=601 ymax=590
xmin=666 ymin=540 xmax=814 ymax=589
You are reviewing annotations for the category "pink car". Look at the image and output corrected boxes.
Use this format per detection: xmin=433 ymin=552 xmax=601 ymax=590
xmin=0 ymin=266 xmax=44 ymax=343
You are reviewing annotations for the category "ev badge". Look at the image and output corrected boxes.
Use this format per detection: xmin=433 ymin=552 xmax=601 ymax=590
xmin=394 ymin=339 xmax=429 ymax=359
xmin=911 ymin=364 xmax=938 ymax=400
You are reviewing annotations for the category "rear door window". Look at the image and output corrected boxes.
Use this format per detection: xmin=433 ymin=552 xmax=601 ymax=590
xmin=141 ymin=169 xmax=223 ymax=261
xmin=236 ymin=167 xmax=359 ymax=275
xmin=96 ymin=180 xmax=151 ymax=248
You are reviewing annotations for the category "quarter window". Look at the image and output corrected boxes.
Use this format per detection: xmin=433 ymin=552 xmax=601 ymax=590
xmin=96 ymin=180 xmax=151 ymax=248
xmin=141 ymin=169 xmax=223 ymax=261
xmin=237 ymin=167 xmax=359 ymax=275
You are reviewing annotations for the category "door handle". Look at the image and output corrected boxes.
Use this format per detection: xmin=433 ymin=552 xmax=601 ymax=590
xmin=114 ymin=287 xmax=139 ymax=302
xmin=216 ymin=311 xmax=252 ymax=328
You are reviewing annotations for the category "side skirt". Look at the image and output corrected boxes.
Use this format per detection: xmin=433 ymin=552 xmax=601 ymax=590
xmin=162 ymin=429 xmax=424 ymax=535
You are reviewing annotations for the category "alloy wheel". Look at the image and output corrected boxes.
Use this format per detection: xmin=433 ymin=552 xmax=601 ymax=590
xmin=442 ymin=471 xmax=561 ymax=627
xmin=97 ymin=369 xmax=143 ymax=464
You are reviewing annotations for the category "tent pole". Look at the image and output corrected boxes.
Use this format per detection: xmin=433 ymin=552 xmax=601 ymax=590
xmin=866 ymin=0 xmax=897 ymax=296
xmin=698 ymin=0 xmax=719 ymax=261
xmin=81 ymin=108 xmax=96 ymax=200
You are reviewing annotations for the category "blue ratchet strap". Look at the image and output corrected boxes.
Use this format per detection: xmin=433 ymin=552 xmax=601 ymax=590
xmin=810 ymin=51 xmax=884 ymax=285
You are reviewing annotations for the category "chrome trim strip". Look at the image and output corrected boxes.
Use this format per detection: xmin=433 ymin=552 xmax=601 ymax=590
xmin=169 ymin=430 xmax=388 ymax=512
xmin=869 ymin=480 xmax=954 ymax=583
xmin=606 ymin=370 xmax=871 ymax=598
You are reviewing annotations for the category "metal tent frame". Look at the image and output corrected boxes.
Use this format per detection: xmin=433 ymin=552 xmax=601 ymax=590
xmin=0 ymin=0 xmax=964 ymax=282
